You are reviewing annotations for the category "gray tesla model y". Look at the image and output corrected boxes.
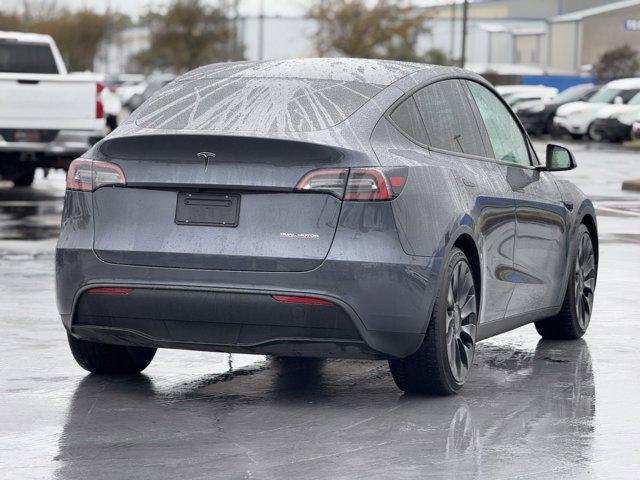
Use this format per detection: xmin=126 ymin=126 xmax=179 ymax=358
xmin=56 ymin=59 xmax=598 ymax=394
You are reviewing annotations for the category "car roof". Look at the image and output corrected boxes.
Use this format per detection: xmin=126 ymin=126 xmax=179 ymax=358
xmin=0 ymin=30 xmax=55 ymax=44
xmin=605 ymin=78 xmax=640 ymax=89
xmin=176 ymin=58 xmax=434 ymax=86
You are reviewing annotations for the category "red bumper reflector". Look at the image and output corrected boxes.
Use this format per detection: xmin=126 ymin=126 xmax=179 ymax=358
xmin=272 ymin=295 xmax=333 ymax=306
xmin=87 ymin=287 xmax=134 ymax=295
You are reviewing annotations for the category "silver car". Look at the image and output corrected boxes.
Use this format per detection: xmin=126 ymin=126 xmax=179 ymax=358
xmin=56 ymin=59 xmax=598 ymax=394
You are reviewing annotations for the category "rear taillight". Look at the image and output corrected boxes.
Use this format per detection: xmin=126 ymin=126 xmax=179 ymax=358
xmin=295 ymin=167 xmax=407 ymax=201
xmin=66 ymin=159 xmax=125 ymax=191
xmin=96 ymin=82 xmax=104 ymax=119
xmin=295 ymin=168 xmax=348 ymax=198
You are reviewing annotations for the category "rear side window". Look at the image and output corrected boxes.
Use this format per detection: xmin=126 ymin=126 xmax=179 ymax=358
xmin=466 ymin=81 xmax=530 ymax=167
xmin=0 ymin=43 xmax=58 ymax=74
xmin=412 ymin=79 xmax=487 ymax=157
xmin=389 ymin=96 xmax=429 ymax=144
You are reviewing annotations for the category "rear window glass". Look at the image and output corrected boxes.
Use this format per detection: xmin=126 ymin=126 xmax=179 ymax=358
xmin=0 ymin=43 xmax=58 ymax=74
xmin=135 ymin=78 xmax=383 ymax=133
xmin=390 ymin=97 xmax=429 ymax=144
xmin=413 ymin=79 xmax=487 ymax=157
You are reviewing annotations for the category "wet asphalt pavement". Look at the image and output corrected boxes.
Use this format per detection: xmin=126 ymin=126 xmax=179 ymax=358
xmin=1 ymin=140 xmax=639 ymax=479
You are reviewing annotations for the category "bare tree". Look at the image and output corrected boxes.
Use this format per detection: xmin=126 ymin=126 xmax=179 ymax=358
xmin=0 ymin=1 xmax=108 ymax=71
xmin=308 ymin=0 xmax=447 ymax=64
xmin=135 ymin=0 xmax=244 ymax=74
xmin=593 ymin=45 xmax=640 ymax=79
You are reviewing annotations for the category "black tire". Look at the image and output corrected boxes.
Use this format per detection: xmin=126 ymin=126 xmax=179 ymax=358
xmin=535 ymin=225 xmax=596 ymax=340
xmin=389 ymin=248 xmax=478 ymax=395
xmin=12 ymin=168 xmax=35 ymax=187
xmin=587 ymin=122 xmax=604 ymax=142
xmin=67 ymin=333 xmax=156 ymax=374
xmin=544 ymin=115 xmax=556 ymax=136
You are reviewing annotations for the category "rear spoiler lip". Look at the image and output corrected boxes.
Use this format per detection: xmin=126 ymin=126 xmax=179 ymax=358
xmin=94 ymin=132 xmax=374 ymax=165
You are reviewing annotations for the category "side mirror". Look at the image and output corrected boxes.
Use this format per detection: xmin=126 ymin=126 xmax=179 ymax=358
xmin=613 ymin=96 xmax=624 ymax=105
xmin=539 ymin=144 xmax=577 ymax=172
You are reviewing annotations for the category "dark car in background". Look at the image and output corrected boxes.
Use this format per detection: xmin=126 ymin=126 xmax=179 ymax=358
xmin=57 ymin=59 xmax=598 ymax=395
xmin=514 ymin=83 xmax=599 ymax=135
xmin=125 ymin=74 xmax=175 ymax=112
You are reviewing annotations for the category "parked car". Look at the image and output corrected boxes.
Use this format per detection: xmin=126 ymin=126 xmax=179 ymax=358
xmin=57 ymin=59 xmax=598 ymax=395
xmin=504 ymin=88 xmax=558 ymax=109
xmin=495 ymin=85 xmax=557 ymax=98
xmin=125 ymin=74 xmax=175 ymax=112
xmin=590 ymin=92 xmax=640 ymax=142
xmin=514 ymin=83 xmax=599 ymax=135
xmin=113 ymin=74 xmax=146 ymax=106
xmin=554 ymin=78 xmax=640 ymax=140
xmin=632 ymin=118 xmax=640 ymax=141
xmin=0 ymin=31 xmax=106 ymax=186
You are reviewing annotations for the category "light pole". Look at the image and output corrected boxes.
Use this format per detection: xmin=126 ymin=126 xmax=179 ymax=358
xmin=450 ymin=1 xmax=456 ymax=61
xmin=257 ymin=0 xmax=265 ymax=60
xmin=460 ymin=0 xmax=469 ymax=69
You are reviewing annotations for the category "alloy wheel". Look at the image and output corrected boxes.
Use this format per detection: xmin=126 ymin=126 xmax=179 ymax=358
xmin=574 ymin=233 xmax=596 ymax=330
xmin=445 ymin=260 xmax=477 ymax=383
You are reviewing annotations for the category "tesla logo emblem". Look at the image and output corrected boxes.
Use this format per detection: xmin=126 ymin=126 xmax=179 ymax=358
xmin=197 ymin=152 xmax=216 ymax=171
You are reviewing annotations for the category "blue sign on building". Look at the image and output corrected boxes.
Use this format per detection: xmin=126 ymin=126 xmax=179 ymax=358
xmin=624 ymin=19 xmax=640 ymax=31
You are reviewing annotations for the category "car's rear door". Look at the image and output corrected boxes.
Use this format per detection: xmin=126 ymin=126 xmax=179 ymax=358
xmin=380 ymin=79 xmax=518 ymax=324
xmin=465 ymin=80 xmax=568 ymax=317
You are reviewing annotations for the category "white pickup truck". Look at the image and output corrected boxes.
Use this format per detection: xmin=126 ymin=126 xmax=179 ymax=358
xmin=0 ymin=31 xmax=106 ymax=186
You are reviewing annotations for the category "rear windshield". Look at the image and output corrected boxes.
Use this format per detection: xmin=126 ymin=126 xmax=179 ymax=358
xmin=135 ymin=78 xmax=383 ymax=133
xmin=0 ymin=42 xmax=58 ymax=74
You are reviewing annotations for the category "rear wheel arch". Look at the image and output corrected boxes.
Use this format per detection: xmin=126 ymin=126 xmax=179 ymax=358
xmin=451 ymin=233 xmax=482 ymax=303
xmin=580 ymin=213 xmax=598 ymax=267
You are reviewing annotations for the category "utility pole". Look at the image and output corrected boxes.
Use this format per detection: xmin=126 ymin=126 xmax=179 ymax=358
xmin=257 ymin=0 xmax=265 ymax=61
xmin=460 ymin=0 xmax=469 ymax=69
xmin=450 ymin=1 xmax=456 ymax=62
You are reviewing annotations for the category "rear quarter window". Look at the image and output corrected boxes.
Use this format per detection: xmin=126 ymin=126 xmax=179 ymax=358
xmin=389 ymin=96 xmax=429 ymax=144
xmin=135 ymin=78 xmax=383 ymax=133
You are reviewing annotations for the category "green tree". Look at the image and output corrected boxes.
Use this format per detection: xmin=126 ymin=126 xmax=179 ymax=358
xmin=593 ymin=45 xmax=640 ymax=79
xmin=0 ymin=11 xmax=21 ymax=31
xmin=135 ymin=0 xmax=243 ymax=74
xmin=31 ymin=10 xmax=107 ymax=71
xmin=0 ymin=3 xmax=108 ymax=71
xmin=308 ymin=0 xmax=447 ymax=64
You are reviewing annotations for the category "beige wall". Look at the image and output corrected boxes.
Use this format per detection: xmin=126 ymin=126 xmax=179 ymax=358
xmin=515 ymin=34 xmax=545 ymax=66
xmin=581 ymin=5 xmax=640 ymax=68
xmin=548 ymin=21 xmax=579 ymax=72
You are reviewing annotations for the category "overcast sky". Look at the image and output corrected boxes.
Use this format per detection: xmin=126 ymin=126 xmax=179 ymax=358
xmin=4 ymin=0 xmax=458 ymax=20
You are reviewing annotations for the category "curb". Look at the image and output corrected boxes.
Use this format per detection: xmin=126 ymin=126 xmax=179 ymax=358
xmin=622 ymin=179 xmax=640 ymax=191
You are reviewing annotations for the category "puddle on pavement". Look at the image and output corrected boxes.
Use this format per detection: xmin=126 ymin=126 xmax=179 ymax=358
xmin=0 ymin=203 xmax=62 ymax=240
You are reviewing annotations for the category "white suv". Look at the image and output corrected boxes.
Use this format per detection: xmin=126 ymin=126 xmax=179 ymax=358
xmin=554 ymin=78 xmax=640 ymax=140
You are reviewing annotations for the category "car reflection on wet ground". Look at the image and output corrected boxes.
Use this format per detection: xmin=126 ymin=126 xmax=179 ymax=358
xmin=1 ymin=140 xmax=639 ymax=479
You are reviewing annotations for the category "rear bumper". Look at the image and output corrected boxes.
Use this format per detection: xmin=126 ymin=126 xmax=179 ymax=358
xmin=56 ymin=194 xmax=441 ymax=359
xmin=71 ymin=286 xmax=396 ymax=359
xmin=0 ymin=129 xmax=105 ymax=157
xmin=59 ymin=253 xmax=436 ymax=359
xmin=553 ymin=116 xmax=588 ymax=135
